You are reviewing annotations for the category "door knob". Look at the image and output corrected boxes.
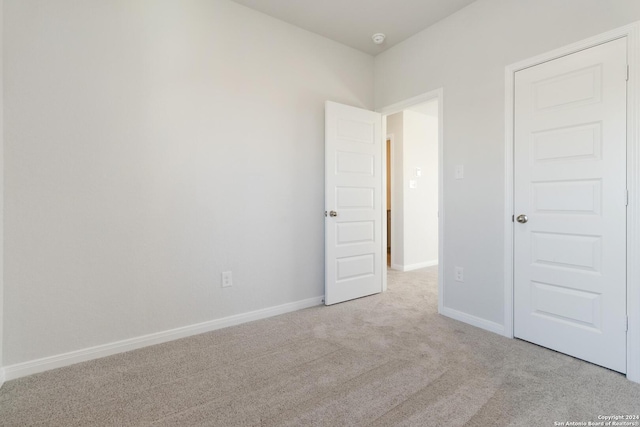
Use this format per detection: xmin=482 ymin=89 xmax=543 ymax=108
xmin=329 ymin=211 xmax=338 ymax=217
xmin=516 ymin=214 xmax=528 ymax=224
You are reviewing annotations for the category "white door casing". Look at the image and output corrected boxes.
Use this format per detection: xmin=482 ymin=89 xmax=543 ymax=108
xmin=513 ymin=38 xmax=628 ymax=373
xmin=325 ymin=101 xmax=383 ymax=305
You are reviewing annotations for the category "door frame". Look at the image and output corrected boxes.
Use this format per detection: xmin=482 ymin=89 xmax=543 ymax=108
xmin=504 ymin=22 xmax=640 ymax=382
xmin=386 ymin=134 xmax=395 ymax=271
xmin=377 ymin=88 xmax=444 ymax=308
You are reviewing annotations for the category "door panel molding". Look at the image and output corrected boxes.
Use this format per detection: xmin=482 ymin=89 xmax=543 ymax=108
xmin=504 ymin=22 xmax=640 ymax=383
xmin=325 ymin=101 xmax=383 ymax=305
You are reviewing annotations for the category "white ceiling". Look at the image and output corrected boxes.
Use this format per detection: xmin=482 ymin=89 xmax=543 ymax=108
xmin=229 ymin=0 xmax=478 ymax=55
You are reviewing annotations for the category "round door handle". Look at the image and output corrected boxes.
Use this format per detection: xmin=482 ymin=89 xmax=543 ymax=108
xmin=516 ymin=214 xmax=528 ymax=224
xmin=329 ymin=211 xmax=338 ymax=217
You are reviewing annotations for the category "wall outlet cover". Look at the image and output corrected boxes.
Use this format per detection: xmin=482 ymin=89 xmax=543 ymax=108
xmin=455 ymin=165 xmax=464 ymax=180
xmin=222 ymin=271 xmax=233 ymax=288
xmin=454 ymin=266 xmax=464 ymax=282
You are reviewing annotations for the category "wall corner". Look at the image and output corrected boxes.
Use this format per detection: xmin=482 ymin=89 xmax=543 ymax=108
xmin=0 ymin=0 xmax=5 ymax=380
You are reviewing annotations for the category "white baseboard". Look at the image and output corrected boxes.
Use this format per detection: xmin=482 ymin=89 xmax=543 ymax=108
xmin=440 ymin=306 xmax=505 ymax=336
xmin=3 ymin=295 xmax=324 ymax=381
xmin=391 ymin=260 xmax=438 ymax=272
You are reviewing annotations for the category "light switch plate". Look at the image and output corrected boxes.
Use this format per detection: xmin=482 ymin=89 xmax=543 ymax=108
xmin=409 ymin=180 xmax=417 ymax=189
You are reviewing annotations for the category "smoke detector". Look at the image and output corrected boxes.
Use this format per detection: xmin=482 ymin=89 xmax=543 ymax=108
xmin=372 ymin=33 xmax=386 ymax=45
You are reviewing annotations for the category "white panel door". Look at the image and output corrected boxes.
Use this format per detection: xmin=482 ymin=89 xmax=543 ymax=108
xmin=325 ymin=101 xmax=382 ymax=305
xmin=514 ymin=38 xmax=628 ymax=373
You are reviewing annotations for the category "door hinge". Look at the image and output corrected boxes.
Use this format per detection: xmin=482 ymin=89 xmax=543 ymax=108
xmin=627 ymin=64 xmax=630 ymax=81
xmin=626 ymin=316 xmax=629 ymax=332
xmin=626 ymin=189 xmax=629 ymax=206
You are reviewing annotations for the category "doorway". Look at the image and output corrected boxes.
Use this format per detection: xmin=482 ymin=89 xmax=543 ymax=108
xmin=385 ymin=101 xmax=439 ymax=273
xmin=378 ymin=89 xmax=444 ymax=304
xmin=323 ymin=90 xmax=444 ymax=308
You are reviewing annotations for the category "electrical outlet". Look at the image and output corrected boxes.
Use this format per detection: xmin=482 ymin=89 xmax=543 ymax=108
xmin=454 ymin=266 xmax=464 ymax=282
xmin=221 ymin=271 xmax=233 ymax=288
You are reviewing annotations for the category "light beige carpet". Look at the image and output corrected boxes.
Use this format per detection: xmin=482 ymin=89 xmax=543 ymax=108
xmin=2 ymin=266 xmax=640 ymax=426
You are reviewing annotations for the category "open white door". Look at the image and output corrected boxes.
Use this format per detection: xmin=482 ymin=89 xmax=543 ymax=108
xmin=325 ymin=101 xmax=383 ymax=305
xmin=514 ymin=38 xmax=627 ymax=373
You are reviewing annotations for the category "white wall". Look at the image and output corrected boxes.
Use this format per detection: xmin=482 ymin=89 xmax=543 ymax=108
xmin=386 ymin=110 xmax=438 ymax=270
xmin=375 ymin=0 xmax=640 ymax=326
xmin=402 ymin=110 xmax=438 ymax=268
xmin=3 ymin=0 xmax=373 ymax=366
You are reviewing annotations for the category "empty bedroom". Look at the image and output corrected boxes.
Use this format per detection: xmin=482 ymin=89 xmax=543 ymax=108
xmin=2 ymin=0 xmax=640 ymax=425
